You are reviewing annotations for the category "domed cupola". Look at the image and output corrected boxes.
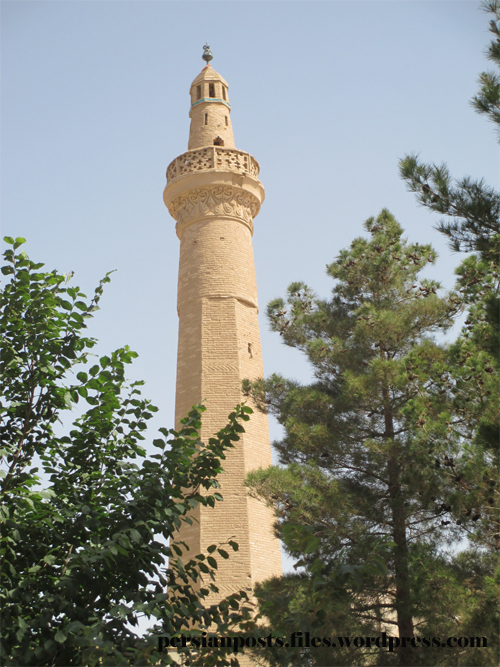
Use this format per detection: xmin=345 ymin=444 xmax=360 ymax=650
xmin=187 ymin=44 xmax=235 ymax=150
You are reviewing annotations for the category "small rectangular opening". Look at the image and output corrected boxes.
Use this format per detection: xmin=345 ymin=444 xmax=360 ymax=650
xmin=209 ymin=83 xmax=215 ymax=98
xmin=225 ymin=116 xmax=228 ymax=126
xmin=204 ymin=113 xmax=208 ymax=125
xmin=196 ymin=85 xmax=201 ymax=100
xmin=222 ymin=86 xmax=227 ymax=101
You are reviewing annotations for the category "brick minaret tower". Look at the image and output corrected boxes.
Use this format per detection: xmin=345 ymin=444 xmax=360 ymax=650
xmin=163 ymin=47 xmax=282 ymax=611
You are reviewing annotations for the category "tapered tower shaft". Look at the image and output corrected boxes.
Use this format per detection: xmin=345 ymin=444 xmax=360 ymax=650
xmin=163 ymin=60 xmax=282 ymax=607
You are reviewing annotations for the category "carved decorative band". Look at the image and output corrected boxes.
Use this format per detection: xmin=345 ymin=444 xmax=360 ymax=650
xmin=169 ymin=186 xmax=260 ymax=228
xmin=166 ymin=147 xmax=260 ymax=183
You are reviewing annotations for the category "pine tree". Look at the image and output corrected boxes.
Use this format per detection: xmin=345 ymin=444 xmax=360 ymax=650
xmin=399 ymin=0 xmax=499 ymax=552
xmin=246 ymin=210 xmax=483 ymax=666
xmin=245 ymin=5 xmax=500 ymax=666
xmin=471 ymin=0 xmax=500 ymax=141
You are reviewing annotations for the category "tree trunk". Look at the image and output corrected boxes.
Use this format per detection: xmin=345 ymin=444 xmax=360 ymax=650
xmin=388 ymin=456 xmax=414 ymax=666
xmin=384 ymin=381 xmax=414 ymax=667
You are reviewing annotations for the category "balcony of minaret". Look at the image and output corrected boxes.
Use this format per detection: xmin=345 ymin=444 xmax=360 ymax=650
xmin=166 ymin=146 xmax=260 ymax=183
xmin=164 ymin=145 xmax=264 ymax=237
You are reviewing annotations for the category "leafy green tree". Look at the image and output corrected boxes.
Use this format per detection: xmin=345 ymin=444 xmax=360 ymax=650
xmin=0 ymin=237 xmax=252 ymax=666
xmin=399 ymin=0 xmax=499 ymax=552
xmin=246 ymin=211 xmax=498 ymax=666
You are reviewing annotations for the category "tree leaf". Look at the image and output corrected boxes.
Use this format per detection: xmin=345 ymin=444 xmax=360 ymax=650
xmin=54 ymin=629 xmax=67 ymax=643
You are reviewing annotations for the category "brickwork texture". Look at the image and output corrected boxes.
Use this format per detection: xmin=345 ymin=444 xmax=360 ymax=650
xmin=164 ymin=63 xmax=282 ymax=666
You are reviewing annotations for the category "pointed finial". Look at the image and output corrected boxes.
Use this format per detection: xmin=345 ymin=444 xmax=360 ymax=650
xmin=202 ymin=43 xmax=213 ymax=65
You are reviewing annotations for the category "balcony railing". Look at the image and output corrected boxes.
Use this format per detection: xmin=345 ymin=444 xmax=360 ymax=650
xmin=166 ymin=146 xmax=260 ymax=183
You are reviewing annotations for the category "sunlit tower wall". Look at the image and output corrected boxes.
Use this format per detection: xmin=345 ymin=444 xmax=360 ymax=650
xmin=163 ymin=50 xmax=282 ymax=612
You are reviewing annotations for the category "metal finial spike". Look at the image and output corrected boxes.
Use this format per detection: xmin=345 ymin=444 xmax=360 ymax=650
xmin=202 ymin=43 xmax=213 ymax=64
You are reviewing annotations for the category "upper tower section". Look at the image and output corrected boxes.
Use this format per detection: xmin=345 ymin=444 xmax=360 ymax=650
xmin=188 ymin=46 xmax=235 ymax=150
xmin=164 ymin=46 xmax=264 ymax=237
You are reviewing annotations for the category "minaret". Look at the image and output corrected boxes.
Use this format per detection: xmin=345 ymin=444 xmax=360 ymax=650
xmin=163 ymin=46 xmax=282 ymax=609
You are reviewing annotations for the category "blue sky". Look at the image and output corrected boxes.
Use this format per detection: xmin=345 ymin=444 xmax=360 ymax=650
xmin=1 ymin=0 xmax=498 ymax=570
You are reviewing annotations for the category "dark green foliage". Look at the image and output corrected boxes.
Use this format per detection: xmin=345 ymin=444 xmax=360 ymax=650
xmin=399 ymin=0 xmax=499 ymax=554
xmin=399 ymin=2 xmax=500 ymax=264
xmin=398 ymin=158 xmax=499 ymax=265
xmin=471 ymin=1 xmax=500 ymax=138
xmin=244 ymin=5 xmax=499 ymax=665
xmin=0 ymin=238 xmax=252 ymax=666
xmin=247 ymin=212 xmax=499 ymax=666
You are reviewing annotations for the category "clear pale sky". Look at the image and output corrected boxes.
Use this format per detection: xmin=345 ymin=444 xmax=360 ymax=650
xmin=2 ymin=1 xmax=497 ymax=489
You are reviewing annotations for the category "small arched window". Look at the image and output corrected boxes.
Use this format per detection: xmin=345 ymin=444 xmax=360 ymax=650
xmin=213 ymin=137 xmax=224 ymax=146
xmin=209 ymin=83 xmax=215 ymax=98
xmin=225 ymin=116 xmax=228 ymax=126
xmin=222 ymin=86 xmax=227 ymax=101
xmin=204 ymin=113 xmax=208 ymax=125
xmin=196 ymin=85 xmax=201 ymax=100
